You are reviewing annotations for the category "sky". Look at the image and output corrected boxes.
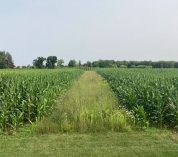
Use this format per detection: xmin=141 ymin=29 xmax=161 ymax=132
xmin=0 ymin=0 xmax=178 ymax=66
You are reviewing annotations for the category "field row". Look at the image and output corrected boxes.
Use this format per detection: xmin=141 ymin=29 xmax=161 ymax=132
xmin=0 ymin=69 xmax=83 ymax=131
xmin=97 ymin=69 xmax=178 ymax=129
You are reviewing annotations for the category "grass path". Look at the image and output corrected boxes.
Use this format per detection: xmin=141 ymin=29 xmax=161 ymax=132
xmin=57 ymin=71 xmax=118 ymax=114
xmin=0 ymin=71 xmax=178 ymax=157
xmin=37 ymin=71 xmax=131 ymax=133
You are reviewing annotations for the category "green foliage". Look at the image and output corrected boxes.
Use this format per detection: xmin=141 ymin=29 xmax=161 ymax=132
xmin=134 ymin=106 xmax=149 ymax=129
xmin=86 ymin=61 xmax=92 ymax=67
xmin=0 ymin=69 xmax=83 ymax=132
xmin=97 ymin=69 xmax=178 ymax=129
xmin=57 ymin=59 xmax=64 ymax=68
xmin=33 ymin=57 xmax=46 ymax=68
xmin=46 ymin=56 xmax=58 ymax=69
xmin=68 ymin=60 xmax=77 ymax=67
xmin=78 ymin=60 xmax=82 ymax=67
xmin=82 ymin=60 xmax=178 ymax=68
xmin=92 ymin=60 xmax=116 ymax=68
xmin=0 ymin=51 xmax=14 ymax=69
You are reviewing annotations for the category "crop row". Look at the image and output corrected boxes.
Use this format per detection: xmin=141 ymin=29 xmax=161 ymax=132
xmin=0 ymin=69 xmax=83 ymax=131
xmin=97 ymin=69 xmax=178 ymax=129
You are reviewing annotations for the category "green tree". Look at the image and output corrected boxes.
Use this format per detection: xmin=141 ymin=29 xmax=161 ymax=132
xmin=0 ymin=52 xmax=5 ymax=68
xmin=86 ymin=61 xmax=92 ymax=67
xmin=78 ymin=60 xmax=82 ymax=67
xmin=57 ymin=59 xmax=64 ymax=68
xmin=0 ymin=51 xmax=14 ymax=69
xmin=46 ymin=56 xmax=58 ymax=69
xmin=33 ymin=57 xmax=46 ymax=68
xmin=68 ymin=60 xmax=77 ymax=67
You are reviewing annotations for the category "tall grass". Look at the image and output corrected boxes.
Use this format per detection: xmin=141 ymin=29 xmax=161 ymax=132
xmin=37 ymin=71 xmax=133 ymax=133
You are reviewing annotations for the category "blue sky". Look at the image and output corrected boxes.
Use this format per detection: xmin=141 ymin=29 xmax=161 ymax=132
xmin=0 ymin=0 xmax=178 ymax=65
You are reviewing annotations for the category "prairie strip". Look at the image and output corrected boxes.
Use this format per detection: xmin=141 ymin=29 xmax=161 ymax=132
xmin=37 ymin=71 xmax=132 ymax=133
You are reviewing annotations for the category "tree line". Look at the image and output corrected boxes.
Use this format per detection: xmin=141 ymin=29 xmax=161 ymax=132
xmin=89 ymin=60 xmax=178 ymax=68
xmin=32 ymin=56 xmax=79 ymax=68
xmin=1 ymin=52 xmax=178 ymax=69
xmin=32 ymin=57 xmax=178 ymax=69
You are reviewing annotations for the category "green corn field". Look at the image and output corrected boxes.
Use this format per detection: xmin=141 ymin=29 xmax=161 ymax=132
xmin=0 ymin=69 xmax=83 ymax=131
xmin=97 ymin=68 xmax=178 ymax=129
xmin=1 ymin=68 xmax=178 ymax=132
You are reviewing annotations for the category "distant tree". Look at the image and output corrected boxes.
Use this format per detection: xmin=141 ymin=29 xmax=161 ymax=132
xmin=169 ymin=61 xmax=175 ymax=68
xmin=86 ymin=61 xmax=92 ymax=67
xmin=27 ymin=64 xmax=34 ymax=69
xmin=15 ymin=66 xmax=21 ymax=69
xmin=78 ymin=60 xmax=82 ymax=67
xmin=0 ymin=51 xmax=14 ymax=69
xmin=130 ymin=65 xmax=136 ymax=68
xmin=0 ymin=52 xmax=5 ymax=68
xmin=46 ymin=56 xmax=58 ymax=69
xmin=91 ymin=60 xmax=115 ymax=68
xmin=22 ymin=66 xmax=27 ymax=69
xmin=33 ymin=57 xmax=46 ymax=68
xmin=175 ymin=62 xmax=178 ymax=68
xmin=92 ymin=61 xmax=100 ymax=67
xmin=32 ymin=57 xmax=178 ymax=69
xmin=57 ymin=59 xmax=64 ymax=68
xmin=68 ymin=60 xmax=77 ymax=67
xmin=5 ymin=52 xmax=14 ymax=68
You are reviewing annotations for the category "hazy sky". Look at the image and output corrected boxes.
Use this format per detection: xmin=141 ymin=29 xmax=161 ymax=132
xmin=0 ymin=0 xmax=178 ymax=65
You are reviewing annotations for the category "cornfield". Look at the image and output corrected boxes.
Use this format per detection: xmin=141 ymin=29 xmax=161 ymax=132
xmin=0 ymin=69 xmax=83 ymax=131
xmin=97 ymin=69 xmax=178 ymax=129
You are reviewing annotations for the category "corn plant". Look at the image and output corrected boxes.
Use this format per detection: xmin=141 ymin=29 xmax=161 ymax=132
xmin=97 ymin=68 xmax=178 ymax=129
xmin=0 ymin=69 xmax=83 ymax=131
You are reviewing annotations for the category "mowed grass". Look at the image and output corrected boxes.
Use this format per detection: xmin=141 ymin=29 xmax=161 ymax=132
xmin=37 ymin=71 xmax=132 ymax=133
xmin=0 ymin=131 xmax=178 ymax=157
